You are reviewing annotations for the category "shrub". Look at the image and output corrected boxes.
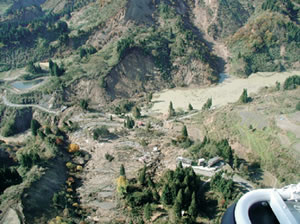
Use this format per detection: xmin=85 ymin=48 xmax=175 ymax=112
xmin=105 ymin=153 xmax=114 ymax=162
xmin=93 ymin=126 xmax=110 ymax=140
xmin=283 ymin=75 xmax=300 ymax=90
xmin=79 ymin=99 xmax=88 ymax=110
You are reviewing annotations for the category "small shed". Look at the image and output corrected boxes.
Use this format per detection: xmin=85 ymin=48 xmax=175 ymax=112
xmin=198 ymin=158 xmax=205 ymax=166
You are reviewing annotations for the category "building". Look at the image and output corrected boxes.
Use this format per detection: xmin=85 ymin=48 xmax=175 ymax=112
xmin=207 ymin=156 xmax=222 ymax=168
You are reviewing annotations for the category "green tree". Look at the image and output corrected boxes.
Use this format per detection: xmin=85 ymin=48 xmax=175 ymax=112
xmin=188 ymin=103 xmax=193 ymax=111
xmin=132 ymin=106 xmax=141 ymax=119
xmin=202 ymin=98 xmax=212 ymax=110
xmin=49 ymin=59 xmax=54 ymax=74
xmin=139 ymin=165 xmax=147 ymax=186
xmin=161 ymin=184 xmax=172 ymax=206
xmin=283 ymin=75 xmax=300 ymax=90
xmin=120 ymin=164 xmax=126 ymax=177
xmin=124 ymin=116 xmax=135 ymax=129
xmin=49 ymin=60 xmax=65 ymax=76
xmin=233 ymin=154 xmax=239 ymax=170
xmin=168 ymin=101 xmax=176 ymax=118
xmin=93 ymin=126 xmax=110 ymax=140
xmin=240 ymin=89 xmax=249 ymax=103
xmin=188 ymin=192 xmax=197 ymax=219
xmin=183 ymin=186 xmax=191 ymax=209
xmin=26 ymin=61 xmax=42 ymax=74
xmin=144 ymin=203 xmax=152 ymax=221
xmin=80 ymin=48 xmax=87 ymax=58
xmin=79 ymin=99 xmax=88 ymax=110
xmin=31 ymin=119 xmax=40 ymax=136
xmin=173 ymin=189 xmax=183 ymax=218
xmin=147 ymin=92 xmax=153 ymax=103
xmin=182 ymin=125 xmax=188 ymax=139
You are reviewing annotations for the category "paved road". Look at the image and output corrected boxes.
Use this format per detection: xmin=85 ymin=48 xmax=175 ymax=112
xmin=2 ymin=94 xmax=59 ymax=115
xmin=233 ymin=174 xmax=255 ymax=191
xmin=192 ymin=166 xmax=254 ymax=191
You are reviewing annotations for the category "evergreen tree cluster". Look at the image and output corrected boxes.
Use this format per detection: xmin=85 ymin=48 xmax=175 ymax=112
xmin=120 ymin=164 xmax=203 ymax=222
xmin=26 ymin=61 xmax=42 ymax=74
xmin=123 ymin=165 xmax=159 ymax=209
xmin=239 ymin=88 xmax=249 ymax=103
xmin=283 ymin=75 xmax=300 ymax=90
xmin=124 ymin=116 xmax=135 ymax=129
xmin=79 ymin=45 xmax=97 ymax=58
xmin=189 ymin=138 xmax=234 ymax=166
xmin=202 ymin=98 xmax=212 ymax=110
xmin=161 ymin=165 xmax=202 ymax=220
xmin=49 ymin=59 xmax=65 ymax=76
xmin=210 ymin=171 xmax=235 ymax=202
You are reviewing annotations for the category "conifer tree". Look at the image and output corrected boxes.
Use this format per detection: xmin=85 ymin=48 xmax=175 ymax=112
xmin=182 ymin=125 xmax=188 ymax=139
xmin=202 ymin=98 xmax=212 ymax=110
xmin=240 ymin=88 xmax=248 ymax=103
xmin=144 ymin=203 xmax=152 ymax=221
xmin=173 ymin=189 xmax=183 ymax=218
xmin=184 ymin=186 xmax=191 ymax=209
xmin=168 ymin=101 xmax=176 ymax=118
xmin=188 ymin=192 xmax=197 ymax=219
xmin=188 ymin=103 xmax=193 ymax=111
xmin=120 ymin=164 xmax=126 ymax=177
xmin=139 ymin=165 xmax=147 ymax=186
xmin=31 ymin=119 xmax=40 ymax=136
xmin=132 ymin=106 xmax=141 ymax=119
xmin=161 ymin=184 xmax=172 ymax=206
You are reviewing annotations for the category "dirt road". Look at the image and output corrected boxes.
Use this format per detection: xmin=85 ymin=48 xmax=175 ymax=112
xmin=2 ymin=94 xmax=59 ymax=115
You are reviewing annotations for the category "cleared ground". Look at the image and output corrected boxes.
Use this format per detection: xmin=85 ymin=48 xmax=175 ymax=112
xmin=151 ymin=71 xmax=299 ymax=114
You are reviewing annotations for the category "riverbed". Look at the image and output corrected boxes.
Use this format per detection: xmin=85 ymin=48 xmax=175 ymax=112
xmin=151 ymin=71 xmax=300 ymax=114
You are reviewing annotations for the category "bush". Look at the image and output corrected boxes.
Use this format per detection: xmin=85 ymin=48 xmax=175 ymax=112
xmin=105 ymin=153 xmax=114 ymax=162
xmin=283 ymin=75 xmax=300 ymax=90
xmin=79 ymin=99 xmax=88 ymax=110
xmin=93 ymin=126 xmax=110 ymax=140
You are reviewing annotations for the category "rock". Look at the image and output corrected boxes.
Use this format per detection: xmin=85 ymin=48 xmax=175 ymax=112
xmin=2 ymin=208 xmax=21 ymax=224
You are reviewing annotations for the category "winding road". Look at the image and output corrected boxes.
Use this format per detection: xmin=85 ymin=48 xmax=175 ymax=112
xmin=1 ymin=93 xmax=59 ymax=115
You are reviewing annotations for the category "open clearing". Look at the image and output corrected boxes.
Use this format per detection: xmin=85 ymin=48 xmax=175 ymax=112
xmin=151 ymin=71 xmax=300 ymax=114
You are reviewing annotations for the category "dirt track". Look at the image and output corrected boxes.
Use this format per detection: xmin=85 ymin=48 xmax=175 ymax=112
xmin=151 ymin=71 xmax=300 ymax=114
